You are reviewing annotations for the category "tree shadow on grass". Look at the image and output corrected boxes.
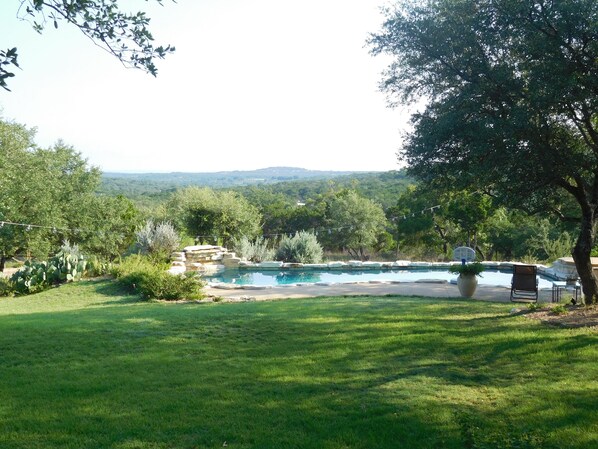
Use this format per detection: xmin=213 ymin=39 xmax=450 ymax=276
xmin=88 ymin=277 xmax=144 ymax=305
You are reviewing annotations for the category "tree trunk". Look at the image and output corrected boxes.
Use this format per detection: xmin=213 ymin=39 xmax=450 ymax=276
xmin=433 ymin=224 xmax=449 ymax=256
xmin=572 ymin=213 xmax=598 ymax=304
xmin=0 ymin=255 xmax=5 ymax=273
xmin=475 ymin=246 xmax=486 ymax=261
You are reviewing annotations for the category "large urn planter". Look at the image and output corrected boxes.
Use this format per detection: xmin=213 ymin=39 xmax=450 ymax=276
xmin=457 ymin=274 xmax=478 ymax=297
xmin=449 ymin=262 xmax=485 ymax=298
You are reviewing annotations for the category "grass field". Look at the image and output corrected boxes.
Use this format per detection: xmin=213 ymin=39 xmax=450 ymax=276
xmin=1 ymin=279 xmax=597 ymax=448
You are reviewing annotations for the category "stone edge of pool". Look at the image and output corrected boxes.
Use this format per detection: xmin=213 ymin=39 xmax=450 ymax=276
xmin=203 ymin=279 xmax=557 ymax=304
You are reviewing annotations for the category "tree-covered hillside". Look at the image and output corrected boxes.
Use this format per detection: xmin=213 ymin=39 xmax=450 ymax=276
xmin=233 ymin=170 xmax=412 ymax=210
xmin=100 ymin=169 xmax=409 ymax=207
xmin=100 ymin=167 xmax=361 ymax=193
xmin=99 ymin=168 xmax=413 ymax=210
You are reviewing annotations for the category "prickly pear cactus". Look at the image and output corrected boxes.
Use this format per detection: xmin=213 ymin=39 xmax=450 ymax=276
xmin=11 ymin=250 xmax=88 ymax=295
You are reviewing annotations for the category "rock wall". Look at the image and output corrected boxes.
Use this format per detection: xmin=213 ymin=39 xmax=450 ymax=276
xmin=544 ymin=257 xmax=598 ymax=280
xmin=168 ymin=245 xmax=240 ymax=275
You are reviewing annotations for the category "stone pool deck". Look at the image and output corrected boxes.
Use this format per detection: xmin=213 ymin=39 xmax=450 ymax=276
xmin=205 ymin=281 xmax=559 ymax=303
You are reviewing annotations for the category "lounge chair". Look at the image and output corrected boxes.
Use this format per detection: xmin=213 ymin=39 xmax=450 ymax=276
xmin=510 ymin=264 xmax=538 ymax=302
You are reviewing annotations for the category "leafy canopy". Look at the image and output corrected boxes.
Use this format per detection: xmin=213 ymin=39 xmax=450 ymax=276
xmin=162 ymin=187 xmax=262 ymax=247
xmin=1 ymin=0 xmax=175 ymax=90
xmin=0 ymin=117 xmax=140 ymax=265
xmin=370 ymin=0 xmax=597 ymax=211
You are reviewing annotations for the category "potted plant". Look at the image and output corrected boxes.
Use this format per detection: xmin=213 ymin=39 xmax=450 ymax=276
xmin=448 ymin=262 xmax=485 ymax=297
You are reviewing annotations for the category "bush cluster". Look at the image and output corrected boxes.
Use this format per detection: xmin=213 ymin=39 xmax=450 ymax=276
xmin=112 ymin=255 xmax=204 ymax=301
xmin=275 ymin=231 xmax=323 ymax=264
xmin=232 ymin=236 xmax=274 ymax=262
xmin=136 ymin=220 xmax=180 ymax=261
xmin=0 ymin=276 xmax=14 ymax=297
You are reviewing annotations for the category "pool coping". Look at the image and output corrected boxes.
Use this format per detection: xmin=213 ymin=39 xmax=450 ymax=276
xmin=204 ymin=279 xmax=556 ymax=304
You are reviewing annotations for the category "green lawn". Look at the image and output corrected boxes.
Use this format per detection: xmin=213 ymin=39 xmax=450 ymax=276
xmin=0 ymin=280 xmax=597 ymax=449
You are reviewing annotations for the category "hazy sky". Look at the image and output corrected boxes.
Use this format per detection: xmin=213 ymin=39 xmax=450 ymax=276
xmin=0 ymin=0 xmax=410 ymax=173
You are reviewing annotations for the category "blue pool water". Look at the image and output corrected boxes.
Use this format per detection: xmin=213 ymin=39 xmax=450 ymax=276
xmin=205 ymin=268 xmax=556 ymax=289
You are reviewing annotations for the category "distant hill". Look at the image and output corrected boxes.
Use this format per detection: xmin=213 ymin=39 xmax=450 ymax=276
xmin=103 ymin=167 xmax=359 ymax=188
xmin=99 ymin=167 xmax=412 ymax=210
xmin=100 ymin=167 xmax=365 ymax=195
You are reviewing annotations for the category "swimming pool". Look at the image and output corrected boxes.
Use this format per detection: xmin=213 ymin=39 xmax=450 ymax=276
xmin=205 ymin=268 xmax=556 ymax=289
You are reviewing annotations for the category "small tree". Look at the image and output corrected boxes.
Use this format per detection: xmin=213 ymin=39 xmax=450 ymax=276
xmin=164 ymin=187 xmax=262 ymax=247
xmin=324 ymin=190 xmax=388 ymax=260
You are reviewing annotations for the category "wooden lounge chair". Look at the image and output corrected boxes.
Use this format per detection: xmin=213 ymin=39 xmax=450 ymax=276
xmin=510 ymin=264 xmax=538 ymax=302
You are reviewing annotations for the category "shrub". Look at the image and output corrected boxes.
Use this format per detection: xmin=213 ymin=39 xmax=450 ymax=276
xmin=275 ymin=231 xmax=323 ymax=264
xmin=110 ymin=254 xmax=158 ymax=278
xmin=527 ymin=302 xmax=544 ymax=311
xmin=232 ymin=236 xmax=274 ymax=262
xmin=85 ymin=255 xmax=112 ymax=277
xmin=11 ymin=248 xmax=88 ymax=295
xmin=113 ymin=255 xmax=204 ymax=301
xmin=551 ymin=304 xmax=568 ymax=315
xmin=136 ymin=220 xmax=180 ymax=261
xmin=0 ymin=276 xmax=14 ymax=297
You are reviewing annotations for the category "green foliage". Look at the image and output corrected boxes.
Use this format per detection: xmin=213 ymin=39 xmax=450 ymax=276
xmin=10 ymin=248 xmax=88 ymax=295
xmin=100 ymin=169 xmax=413 ymax=213
xmin=484 ymin=209 xmax=540 ymax=261
xmin=445 ymin=191 xmax=492 ymax=240
xmin=389 ymin=184 xmax=454 ymax=258
xmin=71 ymin=194 xmax=141 ymax=261
xmin=162 ymin=187 xmax=262 ymax=246
xmin=324 ymin=190 xmax=388 ymax=260
xmin=0 ymin=47 xmax=18 ymax=91
xmin=527 ymin=221 xmax=575 ymax=262
xmin=275 ymin=231 xmax=323 ymax=264
xmin=1 ymin=119 xmax=58 ymax=262
xmin=232 ymin=236 xmax=274 ymax=262
xmin=84 ymin=255 xmax=112 ymax=277
xmin=448 ymin=262 xmax=485 ymax=277
xmin=2 ymin=0 xmax=174 ymax=90
xmin=112 ymin=255 xmax=204 ymax=301
xmin=136 ymin=220 xmax=180 ymax=261
xmin=0 ymin=118 xmax=141 ymax=263
xmin=0 ymin=276 xmax=14 ymax=297
xmin=102 ymin=167 xmax=366 ymax=192
xmin=370 ymin=0 xmax=598 ymax=302
xmin=0 ymin=292 xmax=596 ymax=447
xmin=551 ymin=304 xmax=569 ymax=315
xmin=109 ymin=254 xmax=162 ymax=279
xmin=527 ymin=302 xmax=544 ymax=312
xmin=237 ymin=170 xmax=413 ymax=210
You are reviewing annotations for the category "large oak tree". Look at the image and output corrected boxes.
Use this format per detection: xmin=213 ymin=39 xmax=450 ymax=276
xmin=370 ymin=0 xmax=598 ymax=303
